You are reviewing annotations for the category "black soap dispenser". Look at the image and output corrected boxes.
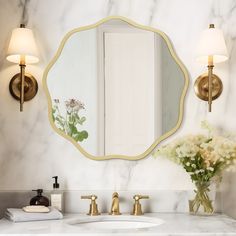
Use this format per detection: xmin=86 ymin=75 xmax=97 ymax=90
xmin=30 ymin=189 xmax=49 ymax=207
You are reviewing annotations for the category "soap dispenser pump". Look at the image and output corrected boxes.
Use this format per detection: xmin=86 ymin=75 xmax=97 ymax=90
xmin=30 ymin=189 xmax=49 ymax=207
xmin=53 ymin=176 xmax=59 ymax=189
xmin=51 ymin=176 xmax=64 ymax=212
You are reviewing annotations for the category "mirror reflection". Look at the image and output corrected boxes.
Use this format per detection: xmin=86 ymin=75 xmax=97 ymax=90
xmin=46 ymin=18 xmax=186 ymax=158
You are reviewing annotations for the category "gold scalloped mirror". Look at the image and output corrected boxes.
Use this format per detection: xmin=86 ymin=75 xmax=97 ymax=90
xmin=43 ymin=16 xmax=189 ymax=160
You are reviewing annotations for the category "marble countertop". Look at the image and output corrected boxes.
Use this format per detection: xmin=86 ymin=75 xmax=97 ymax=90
xmin=0 ymin=213 xmax=235 ymax=235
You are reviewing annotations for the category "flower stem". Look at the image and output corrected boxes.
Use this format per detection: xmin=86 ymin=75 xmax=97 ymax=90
xmin=190 ymin=183 xmax=214 ymax=214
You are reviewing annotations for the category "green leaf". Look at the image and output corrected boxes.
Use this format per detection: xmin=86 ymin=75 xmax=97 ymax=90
xmin=68 ymin=124 xmax=78 ymax=136
xmin=73 ymin=130 xmax=89 ymax=142
xmin=78 ymin=116 xmax=86 ymax=125
xmin=55 ymin=117 xmax=65 ymax=127
xmin=81 ymin=130 xmax=88 ymax=139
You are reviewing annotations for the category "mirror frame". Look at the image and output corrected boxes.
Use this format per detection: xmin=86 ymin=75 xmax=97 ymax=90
xmin=43 ymin=16 xmax=189 ymax=161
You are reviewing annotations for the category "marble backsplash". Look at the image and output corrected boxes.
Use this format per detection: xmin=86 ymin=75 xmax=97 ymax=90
xmin=0 ymin=190 xmax=222 ymax=218
xmin=0 ymin=0 xmax=235 ymax=218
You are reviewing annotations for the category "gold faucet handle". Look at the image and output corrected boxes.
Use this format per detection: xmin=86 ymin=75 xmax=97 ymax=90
xmin=81 ymin=195 xmax=97 ymax=200
xmin=133 ymin=195 xmax=149 ymax=201
xmin=132 ymin=194 xmax=149 ymax=216
xmin=81 ymin=195 xmax=100 ymax=216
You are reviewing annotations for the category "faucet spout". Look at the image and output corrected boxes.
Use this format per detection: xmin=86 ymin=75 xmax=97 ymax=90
xmin=109 ymin=192 xmax=121 ymax=215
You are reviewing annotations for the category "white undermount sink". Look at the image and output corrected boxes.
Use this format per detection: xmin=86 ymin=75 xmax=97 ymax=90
xmin=67 ymin=215 xmax=164 ymax=230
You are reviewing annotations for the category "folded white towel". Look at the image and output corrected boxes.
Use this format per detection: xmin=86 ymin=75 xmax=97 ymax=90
xmin=23 ymin=205 xmax=50 ymax=213
xmin=5 ymin=207 xmax=63 ymax=222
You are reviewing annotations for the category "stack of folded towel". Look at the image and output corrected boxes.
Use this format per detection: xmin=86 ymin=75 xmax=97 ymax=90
xmin=5 ymin=206 xmax=63 ymax=222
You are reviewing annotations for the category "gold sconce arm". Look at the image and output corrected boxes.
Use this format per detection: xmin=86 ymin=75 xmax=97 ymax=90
xmin=207 ymin=56 xmax=214 ymax=112
xmin=194 ymin=68 xmax=223 ymax=112
xmin=19 ymin=57 xmax=26 ymax=112
xmin=9 ymin=70 xmax=38 ymax=112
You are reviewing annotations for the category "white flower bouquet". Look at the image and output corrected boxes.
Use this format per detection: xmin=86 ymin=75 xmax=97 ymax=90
xmin=153 ymin=121 xmax=236 ymax=214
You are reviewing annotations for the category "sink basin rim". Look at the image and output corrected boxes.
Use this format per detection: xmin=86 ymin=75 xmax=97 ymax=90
xmin=67 ymin=215 xmax=165 ymax=230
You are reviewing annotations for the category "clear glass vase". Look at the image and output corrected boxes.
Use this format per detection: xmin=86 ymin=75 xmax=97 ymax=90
xmin=189 ymin=182 xmax=215 ymax=215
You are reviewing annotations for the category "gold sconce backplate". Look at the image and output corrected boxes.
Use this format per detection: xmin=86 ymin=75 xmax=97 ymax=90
xmin=9 ymin=73 xmax=38 ymax=101
xmin=194 ymin=73 xmax=223 ymax=101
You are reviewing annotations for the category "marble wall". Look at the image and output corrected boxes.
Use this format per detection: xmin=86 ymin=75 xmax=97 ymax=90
xmin=0 ymin=0 xmax=235 ymax=217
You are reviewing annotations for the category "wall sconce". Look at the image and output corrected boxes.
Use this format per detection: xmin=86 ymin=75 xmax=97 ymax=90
xmin=194 ymin=24 xmax=228 ymax=112
xmin=6 ymin=24 xmax=39 ymax=112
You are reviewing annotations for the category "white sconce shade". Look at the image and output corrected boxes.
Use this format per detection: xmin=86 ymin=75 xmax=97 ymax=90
xmin=6 ymin=27 xmax=39 ymax=64
xmin=196 ymin=26 xmax=228 ymax=64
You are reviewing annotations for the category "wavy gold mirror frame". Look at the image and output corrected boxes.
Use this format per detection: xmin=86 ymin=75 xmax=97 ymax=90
xmin=43 ymin=16 xmax=189 ymax=161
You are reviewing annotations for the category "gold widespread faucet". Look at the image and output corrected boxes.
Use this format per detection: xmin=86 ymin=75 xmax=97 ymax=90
xmin=81 ymin=194 xmax=100 ymax=216
xmin=81 ymin=193 xmax=149 ymax=216
xmin=131 ymin=194 xmax=149 ymax=216
xmin=109 ymin=192 xmax=121 ymax=215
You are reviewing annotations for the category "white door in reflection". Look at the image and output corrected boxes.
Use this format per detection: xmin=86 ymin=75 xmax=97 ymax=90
xmin=98 ymin=30 xmax=161 ymax=156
